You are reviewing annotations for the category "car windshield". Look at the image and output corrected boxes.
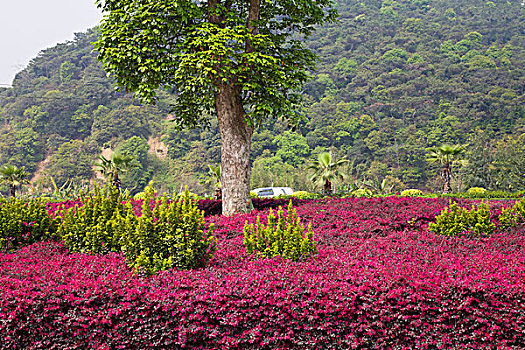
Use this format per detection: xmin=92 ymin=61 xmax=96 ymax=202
xmin=257 ymin=189 xmax=274 ymax=196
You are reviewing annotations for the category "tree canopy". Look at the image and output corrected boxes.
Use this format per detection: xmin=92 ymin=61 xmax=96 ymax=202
xmin=94 ymin=0 xmax=337 ymax=214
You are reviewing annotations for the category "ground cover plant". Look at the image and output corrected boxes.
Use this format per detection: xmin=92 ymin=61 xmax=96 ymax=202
xmin=1 ymin=196 xmax=524 ymax=349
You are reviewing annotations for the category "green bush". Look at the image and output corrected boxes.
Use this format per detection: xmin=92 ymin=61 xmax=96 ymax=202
xmin=243 ymin=201 xmax=317 ymax=261
xmin=400 ymin=189 xmax=423 ymax=197
xmin=441 ymin=190 xmax=525 ymax=199
xmin=467 ymin=187 xmax=487 ymax=195
xmin=58 ymin=184 xmax=127 ymax=254
xmin=498 ymin=199 xmax=525 ymax=229
xmin=291 ymin=191 xmax=319 ymax=199
xmin=429 ymin=201 xmax=495 ymax=236
xmin=122 ymin=185 xmax=216 ymax=274
xmin=133 ymin=191 xmax=146 ymax=200
xmin=0 ymin=197 xmax=59 ymax=250
xmin=58 ymin=183 xmax=216 ymax=274
xmin=346 ymin=188 xmax=374 ymax=198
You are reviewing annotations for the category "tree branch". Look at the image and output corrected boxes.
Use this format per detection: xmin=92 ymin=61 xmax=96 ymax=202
xmin=246 ymin=0 xmax=261 ymax=54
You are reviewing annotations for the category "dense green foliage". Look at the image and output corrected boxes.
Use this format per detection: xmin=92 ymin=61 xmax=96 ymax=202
xmin=0 ymin=0 xmax=524 ymax=195
xmin=400 ymin=188 xmax=423 ymax=197
xmin=58 ymin=184 xmax=128 ymax=253
xmin=59 ymin=183 xmax=216 ymax=274
xmin=243 ymin=201 xmax=317 ymax=261
xmin=499 ymin=198 xmax=525 ymax=229
xmin=0 ymin=197 xmax=59 ymax=250
xmin=429 ymin=201 xmax=495 ymax=236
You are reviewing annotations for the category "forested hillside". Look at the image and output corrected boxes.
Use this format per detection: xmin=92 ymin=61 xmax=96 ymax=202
xmin=0 ymin=0 xmax=524 ymax=195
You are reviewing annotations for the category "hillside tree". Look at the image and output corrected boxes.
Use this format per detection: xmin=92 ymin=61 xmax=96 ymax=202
xmin=94 ymin=0 xmax=337 ymax=215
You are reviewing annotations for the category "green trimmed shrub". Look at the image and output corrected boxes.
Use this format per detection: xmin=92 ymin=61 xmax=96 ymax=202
xmin=291 ymin=191 xmax=317 ymax=199
xmin=0 ymin=197 xmax=59 ymax=250
xmin=441 ymin=190 xmax=525 ymax=199
xmin=467 ymin=187 xmax=487 ymax=195
xmin=243 ymin=201 xmax=317 ymax=261
xmin=122 ymin=186 xmax=216 ymax=274
xmin=429 ymin=201 xmax=495 ymax=236
xmin=58 ymin=183 xmax=127 ymax=254
xmin=400 ymin=189 xmax=423 ymax=197
xmin=348 ymin=188 xmax=374 ymax=198
xmin=498 ymin=199 xmax=525 ymax=229
xmin=133 ymin=191 xmax=146 ymax=200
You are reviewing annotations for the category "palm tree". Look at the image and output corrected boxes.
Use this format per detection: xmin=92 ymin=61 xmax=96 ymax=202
xmin=426 ymin=144 xmax=466 ymax=193
xmin=308 ymin=152 xmax=348 ymax=194
xmin=95 ymin=152 xmax=134 ymax=191
xmin=0 ymin=164 xmax=31 ymax=197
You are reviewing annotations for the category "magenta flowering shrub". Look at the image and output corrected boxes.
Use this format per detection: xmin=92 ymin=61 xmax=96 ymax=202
xmin=1 ymin=197 xmax=524 ymax=349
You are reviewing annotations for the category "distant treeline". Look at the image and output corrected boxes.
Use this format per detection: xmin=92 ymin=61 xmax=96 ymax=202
xmin=0 ymin=0 xmax=523 ymax=196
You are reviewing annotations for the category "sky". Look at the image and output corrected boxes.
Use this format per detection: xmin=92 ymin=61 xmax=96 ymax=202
xmin=0 ymin=0 xmax=103 ymax=86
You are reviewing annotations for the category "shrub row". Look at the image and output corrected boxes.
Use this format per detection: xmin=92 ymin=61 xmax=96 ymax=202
xmin=1 ymin=184 xmax=218 ymax=274
xmin=441 ymin=190 xmax=525 ymax=200
xmin=2 ymin=186 xmax=316 ymax=274
xmin=45 ymin=196 xmax=310 ymax=218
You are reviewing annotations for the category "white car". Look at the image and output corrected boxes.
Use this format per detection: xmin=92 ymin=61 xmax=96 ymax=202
xmin=252 ymin=187 xmax=293 ymax=198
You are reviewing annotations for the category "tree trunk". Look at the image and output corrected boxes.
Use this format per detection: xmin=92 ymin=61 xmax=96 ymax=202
xmin=215 ymin=81 xmax=254 ymax=216
xmin=112 ymin=173 xmax=121 ymax=191
xmin=9 ymin=184 xmax=16 ymax=198
xmin=324 ymin=179 xmax=332 ymax=194
xmin=442 ymin=165 xmax=452 ymax=193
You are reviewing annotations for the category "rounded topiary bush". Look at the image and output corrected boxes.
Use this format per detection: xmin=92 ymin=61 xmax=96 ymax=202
xmin=349 ymin=188 xmax=374 ymax=198
xmin=467 ymin=187 xmax=487 ymax=195
xmin=400 ymin=189 xmax=423 ymax=197
xmin=291 ymin=191 xmax=315 ymax=199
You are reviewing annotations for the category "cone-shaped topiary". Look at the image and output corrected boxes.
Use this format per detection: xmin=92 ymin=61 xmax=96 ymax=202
xmin=243 ymin=201 xmax=317 ymax=261
xmin=58 ymin=182 xmax=130 ymax=254
xmin=499 ymin=198 xmax=525 ymax=229
xmin=121 ymin=184 xmax=217 ymax=274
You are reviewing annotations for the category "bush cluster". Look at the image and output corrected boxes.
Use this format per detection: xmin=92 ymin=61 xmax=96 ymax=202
xmin=429 ymin=201 xmax=495 ymax=236
xmin=58 ymin=183 xmax=216 ymax=274
xmin=243 ymin=201 xmax=317 ymax=261
xmin=467 ymin=187 xmax=487 ymax=195
xmin=291 ymin=191 xmax=320 ymax=199
xmin=0 ymin=197 xmax=59 ymax=250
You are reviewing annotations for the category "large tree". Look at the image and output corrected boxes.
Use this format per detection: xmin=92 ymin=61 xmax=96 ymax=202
xmin=94 ymin=0 xmax=336 ymax=215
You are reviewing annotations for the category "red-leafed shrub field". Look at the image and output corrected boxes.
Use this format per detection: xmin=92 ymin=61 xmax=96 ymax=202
xmin=1 ymin=197 xmax=525 ymax=349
